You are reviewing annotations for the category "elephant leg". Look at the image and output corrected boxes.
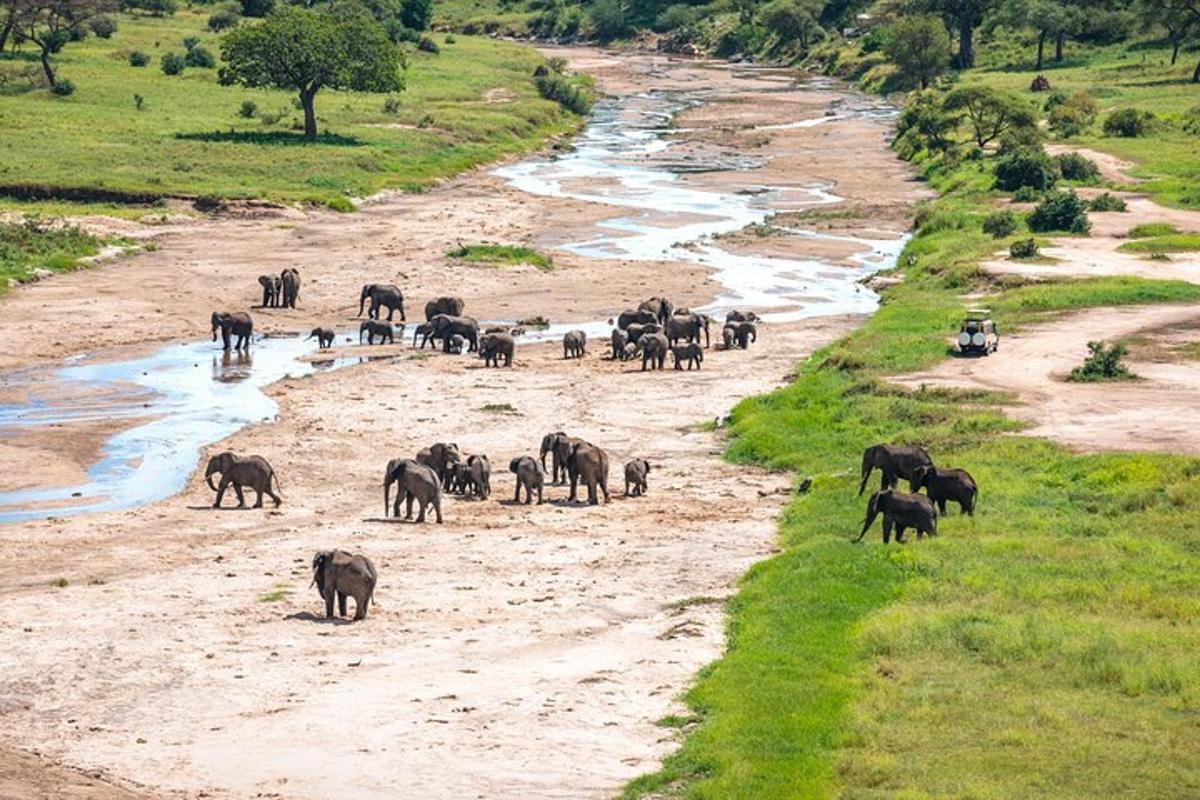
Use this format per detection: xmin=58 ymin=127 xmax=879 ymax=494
xmin=253 ymin=488 xmax=264 ymax=508
xmin=514 ymin=482 xmax=521 ymax=503
xmin=536 ymin=484 xmax=543 ymax=505
xmin=882 ymin=517 xmax=893 ymax=544
xmin=896 ymin=525 xmax=908 ymax=544
xmin=938 ymin=498 xmax=948 ymax=515
xmin=267 ymin=486 xmax=282 ymax=507
xmin=405 ymin=493 xmax=414 ymax=520
xmin=416 ymin=499 xmax=427 ymax=523
xmin=569 ymin=472 xmax=578 ymax=502
xmin=434 ymin=497 xmax=443 ymax=524
xmin=353 ymin=593 xmax=368 ymax=621
xmin=233 ymin=484 xmax=246 ymax=508
xmin=325 ymin=590 xmax=335 ymax=620
xmin=601 ymin=475 xmax=610 ymax=503
xmin=392 ymin=491 xmax=403 ymax=519
xmin=213 ymin=477 xmax=229 ymax=508
xmin=338 ymin=592 xmax=348 ymax=617
xmin=386 ymin=307 xmax=395 ymax=321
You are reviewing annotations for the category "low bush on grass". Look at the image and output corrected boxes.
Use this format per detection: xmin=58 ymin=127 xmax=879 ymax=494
xmin=447 ymin=243 xmax=553 ymax=271
xmin=160 ymin=52 xmax=185 ymax=75
xmin=982 ymin=210 xmax=1018 ymax=238
xmin=1028 ymin=190 xmax=1090 ymax=234
xmin=1088 ymin=192 xmax=1127 ymax=212
xmin=1103 ymin=108 xmax=1156 ymax=138
xmin=129 ymin=50 xmax=149 ymax=66
xmin=534 ymin=73 xmax=592 ymax=115
xmin=50 ymin=80 xmax=76 ymax=97
xmin=0 ymin=218 xmax=105 ymax=291
xmin=1009 ymin=237 xmax=1038 ymax=258
xmin=1127 ymin=223 xmax=1178 ymax=238
xmin=1054 ymin=152 xmax=1100 ymax=182
xmin=1118 ymin=233 xmax=1200 ymax=254
xmin=1068 ymin=340 xmax=1134 ymax=382
xmin=994 ymin=147 xmax=1056 ymax=191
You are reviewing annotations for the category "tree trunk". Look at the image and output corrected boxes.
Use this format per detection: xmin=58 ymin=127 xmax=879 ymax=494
xmin=300 ymin=89 xmax=317 ymax=140
xmin=1036 ymin=30 xmax=1045 ymax=71
xmin=40 ymin=47 xmax=56 ymax=87
xmin=1172 ymin=40 xmax=1180 ymax=66
xmin=1054 ymin=32 xmax=1064 ymax=62
xmin=0 ymin=12 xmax=15 ymax=53
xmin=957 ymin=24 xmax=975 ymax=69
xmin=1193 ymin=57 xmax=1200 ymax=83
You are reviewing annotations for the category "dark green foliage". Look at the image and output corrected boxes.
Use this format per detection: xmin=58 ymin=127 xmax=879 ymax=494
xmin=1054 ymin=151 xmax=1099 ymax=182
xmin=588 ymin=0 xmax=631 ymax=42
xmin=884 ymin=15 xmax=949 ymax=89
xmin=90 ymin=15 xmax=117 ymax=38
xmin=994 ymin=147 xmax=1056 ymax=191
xmin=1047 ymin=92 xmax=1098 ymax=138
xmin=982 ymin=210 xmax=1017 ymax=238
xmin=1028 ymin=190 xmax=1090 ymax=233
xmin=762 ymin=0 xmax=825 ymax=48
xmin=129 ymin=50 xmax=150 ymax=66
xmin=122 ymin=0 xmax=177 ymax=15
xmin=400 ymin=0 xmax=433 ymax=30
xmin=238 ymin=99 xmax=257 ymax=118
xmin=1068 ymin=340 xmax=1133 ymax=382
xmin=894 ymin=89 xmax=956 ymax=156
xmin=942 ymin=85 xmax=1038 ymax=148
xmin=240 ymin=0 xmax=274 ymax=18
xmin=184 ymin=45 xmax=215 ymax=68
xmin=207 ymin=7 xmax=240 ymax=31
xmin=50 ymin=78 xmax=76 ymax=96
xmin=1009 ymin=237 xmax=1038 ymax=258
xmin=1013 ymin=185 xmax=1043 ymax=202
xmin=1103 ymin=108 xmax=1156 ymax=138
xmin=160 ymin=51 xmax=185 ymax=75
xmin=534 ymin=73 xmax=591 ymax=115
xmin=417 ymin=34 xmax=439 ymax=53
xmin=1088 ymin=192 xmax=1127 ymax=212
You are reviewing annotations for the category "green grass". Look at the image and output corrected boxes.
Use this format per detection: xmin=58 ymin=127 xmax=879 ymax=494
xmin=258 ymin=581 xmax=293 ymax=603
xmin=479 ymin=402 xmax=519 ymax=414
xmin=1128 ymin=222 xmax=1180 ymax=238
xmin=0 ymin=217 xmax=111 ymax=295
xmin=0 ymin=11 xmax=582 ymax=212
xmin=447 ymin=243 xmax=553 ymax=271
xmin=1119 ymin=233 xmax=1200 ymax=254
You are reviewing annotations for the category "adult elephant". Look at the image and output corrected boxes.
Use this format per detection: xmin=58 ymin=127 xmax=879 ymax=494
xmin=617 ymin=308 xmax=658 ymax=330
xmin=725 ymin=321 xmax=756 ymax=349
xmin=359 ymin=320 xmax=395 ymax=345
xmin=429 ymin=314 xmax=479 ymax=353
xmin=665 ymin=313 xmax=710 ymax=347
xmin=466 ymin=454 xmax=491 ymax=499
xmin=279 ymin=268 xmax=301 ymax=309
xmin=211 ymin=311 xmax=253 ymax=351
xmin=204 ymin=451 xmax=280 ymax=508
xmin=858 ymin=443 xmax=934 ymax=495
xmin=424 ymin=296 xmax=466 ymax=321
xmin=566 ymin=440 xmax=610 ymax=505
xmin=416 ymin=442 xmax=461 ymax=490
xmin=358 ymin=284 xmax=406 ymax=321
xmin=638 ymin=332 xmax=669 ymax=371
xmin=542 ymin=431 xmax=581 ymax=485
xmin=639 ymin=296 xmax=674 ymax=325
xmin=855 ymin=489 xmax=937 ymax=544
xmin=911 ymin=465 xmax=978 ymax=516
xmin=383 ymin=458 xmax=443 ymax=523
xmin=311 ymin=550 xmax=376 ymax=621
xmin=624 ymin=322 xmax=661 ymax=345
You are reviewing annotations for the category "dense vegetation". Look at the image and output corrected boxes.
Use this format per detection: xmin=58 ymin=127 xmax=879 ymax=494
xmin=0 ymin=217 xmax=108 ymax=293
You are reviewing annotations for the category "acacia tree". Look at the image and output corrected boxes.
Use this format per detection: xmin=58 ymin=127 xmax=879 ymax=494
xmin=885 ymin=15 xmax=950 ymax=89
xmin=1142 ymin=0 xmax=1200 ymax=78
xmin=942 ymin=85 xmax=1037 ymax=147
xmin=907 ymin=0 xmax=993 ymax=68
xmin=219 ymin=3 xmax=403 ymax=139
xmin=12 ymin=0 xmax=117 ymax=86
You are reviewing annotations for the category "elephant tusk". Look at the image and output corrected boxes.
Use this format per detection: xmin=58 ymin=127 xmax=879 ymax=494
xmin=206 ymin=474 xmax=218 ymax=492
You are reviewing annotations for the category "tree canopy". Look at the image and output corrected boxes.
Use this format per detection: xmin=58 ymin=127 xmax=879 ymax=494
xmin=942 ymin=85 xmax=1037 ymax=147
xmin=885 ymin=15 xmax=951 ymax=89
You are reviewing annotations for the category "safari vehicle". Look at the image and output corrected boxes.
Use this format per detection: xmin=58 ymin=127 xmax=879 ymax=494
xmin=958 ymin=309 xmax=999 ymax=355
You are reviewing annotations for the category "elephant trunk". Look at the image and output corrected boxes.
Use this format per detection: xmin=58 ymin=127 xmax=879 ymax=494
xmin=358 ymin=289 xmax=368 ymax=317
xmin=858 ymin=450 xmax=873 ymax=496
xmin=855 ymin=509 xmax=878 ymax=543
xmin=384 ymin=479 xmax=390 ymax=518
xmin=206 ymin=472 xmax=219 ymax=492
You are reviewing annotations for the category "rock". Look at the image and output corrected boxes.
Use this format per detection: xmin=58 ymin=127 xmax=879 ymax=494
xmin=31 ymin=268 xmax=54 ymax=281
xmin=6 ymin=278 xmax=19 ymax=289
xmin=862 ymin=274 xmax=904 ymax=292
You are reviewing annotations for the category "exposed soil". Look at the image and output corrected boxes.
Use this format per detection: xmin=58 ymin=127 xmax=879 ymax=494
xmin=0 ymin=49 xmax=924 ymax=799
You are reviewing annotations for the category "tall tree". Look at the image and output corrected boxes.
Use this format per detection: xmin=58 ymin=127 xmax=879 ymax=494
xmin=219 ymin=2 xmax=404 ymax=139
xmin=885 ymin=15 xmax=951 ymax=88
xmin=1142 ymin=0 xmax=1200 ymax=74
xmin=907 ymin=0 xmax=993 ymax=68
xmin=12 ymin=0 xmax=117 ymax=87
xmin=942 ymin=85 xmax=1037 ymax=147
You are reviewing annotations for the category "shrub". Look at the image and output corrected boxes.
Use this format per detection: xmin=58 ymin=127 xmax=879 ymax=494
xmin=134 ymin=93 xmax=145 ymax=110
xmin=382 ymin=94 xmax=401 ymax=114
xmin=183 ymin=35 xmax=199 ymax=50
xmin=444 ymin=33 xmax=455 ymax=43
xmin=1103 ymin=108 xmax=1155 ymax=138
xmin=1009 ymin=238 xmax=1038 ymax=258
xmin=123 ymin=0 xmax=177 ymax=15
xmin=160 ymin=52 xmax=185 ymax=75
xmin=238 ymin=99 xmax=257 ymax=118
xmin=983 ymin=210 xmax=1018 ymax=239
xmin=50 ymin=79 xmax=75 ymax=96
xmin=588 ymin=0 xmax=629 ymax=42
xmin=1068 ymin=341 xmax=1134 ymax=382
xmin=1013 ymin=186 xmax=1043 ymax=203
xmin=90 ymin=15 xmax=117 ymax=38
xmin=1028 ymin=190 xmax=1091 ymax=234
xmin=240 ymin=0 xmax=273 ymax=17
xmin=1054 ymin=152 xmax=1100 ymax=182
xmin=129 ymin=50 xmax=149 ymax=67
xmin=1128 ymin=223 xmax=1177 ymax=238
xmin=1088 ymin=192 xmax=1127 ymax=212
xmin=860 ymin=27 xmax=888 ymax=54
xmin=994 ymin=147 xmax=1056 ymax=192
xmin=417 ymin=35 xmax=439 ymax=53
xmin=655 ymin=4 xmax=700 ymax=32
xmin=763 ymin=0 xmax=824 ymax=47
xmin=208 ymin=8 xmax=240 ymax=31
xmin=534 ymin=74 xmax=591 ymax=115
xmin=184 ymin=45 xmax=215 ymax=68
xmin=1048 ymin=104 xmax=1089 ymax=138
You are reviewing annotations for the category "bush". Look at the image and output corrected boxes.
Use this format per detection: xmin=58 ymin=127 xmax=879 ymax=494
xmin=534 ymin=73 xmax=591 ymax=115
xmin=1103 ymin=108 xmax=1155 ymax=138
xmin=655 ymin=4 xmax=700 ymax=32
xmin=208 ymin=7 xmax=240 ymax=31
xmin=184 ymin=45 xmax=215 ymax=68
xmin=1009 ymin=238 xmax=1038 ymax=259
xmin=1128 ymin=223 xmax=1177 ymax=238
xmin=122 ymin=0 xmax=177 ymax=15
xmin=382 ymin=94 xmax=401 ymax=114
xmin=982 ymin=210 xmax=1018 ymax=239
xmin=240 ymin=0 xmax=273 ymax=17
xmin=994 ymin=147 xmax=1056 ymax=192
xmin=400 ymin=0 xmax=433 ymax=31
xmin=860 ymin=27 xmax=888 ymax=54
xmin=90 ymin=15 xmax=117 ymax=38
xmin=587 ymin=0 xmax=629 ymax=42
xmin=1088 ymin=192 xmax=1127 ymax=212
xmin=1028 ymin=190 xmax=1091 ymax=234
xmin=417 ymin=35 xmax=439 ymax=53
xmin=1013 ymin=186 xmax=1043 ymax=203
xmin=763 ymin=0 xmax=823 ymax=47
xmin=444 ymin=33 xmax=455 ymax=43
xmin=238 ymin=99 xmax=257 ymax=118
xmin=1054 ymin=152 xmax=1100 ymax=182
xmin=133 ymin=93 xmax=145 ymax=110
xmin=160 ymin=52 xmax=185 ymax=76
xmin=1068 ymin=340 xmax=1134 ymax=382
xmin=50 ymin=79 xmax=75 ymax=96
xmin=129 ymin=50 xmax=149 ymax=67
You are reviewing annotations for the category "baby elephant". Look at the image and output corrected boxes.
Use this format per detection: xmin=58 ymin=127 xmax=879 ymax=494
xmin=611 ymin=328 xmax=629 ymax=360
xmin=205 ymin=451 xmax=281 ymax=508
xmin=911 ymin=465 xmax=978 ymax=516
xmin=509 ymin=456 xmax=545 ymax=504
xmin=306 ymin=327 xmax=335 ymax=349
xmin=624 ymin=458 xmax=650 ymax=497
xmin=447 ymin=334 xmax=465 ymax=354
xmin=311 ymin=550 xmax=377 ymax=622
xmin=671 ymin=343 xmax=703 ymax=370
xmin=563 ymin=330 xmax=587 ymax=359
xmin=479 ymin=333 xmax=515 ymax=367
xmin=258 ymin=274 xmax=278 ymax=308
xmin=360 ymin=320 xmax=396 ymax=345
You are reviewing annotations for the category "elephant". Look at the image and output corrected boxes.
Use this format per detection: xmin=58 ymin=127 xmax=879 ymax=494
xmin=509 ymin=456 xmax=545 ymax=504
xmin=359 ymin=320 xmax=395 ymax=345
xmin=638 ymin=296 xmax=674 ymax=325
xmin=479 ymin=333 xmax=515 ymax=367
xmin=211 ymin=311 xmax=253 ymax=351
xmin=563 ymin=330 xmax=587 ymax=359
xmin=721 ymin=325 xmax=735 ymax=350
xmin=911 ymin=465 xmax=977 ymax=516
xmin=726 ymin=321 xmax=757 ymax=349
xmin=617 ymin=308 xmax=658 ymax=329
xmin=412 ymin=323 xmax=436 ymax=349
xmin=509 ymin=326 xmax=527 ymax=338
xmin=279 ymin=268 xmax=301 ymax=309
xmin=725 ymin=310 xmax=760 ymax=325
xmin=856 ymin=489 xmax=938 ymax=544
xmin=671 ymin=343 xmax=703 ymax=370
xmin=424 ymin=296 xmax=465 ymax=321
xmin=666 ymin=313 xmax=711 ymax=348
xmin=858 ymin=444 xmax=934 ymax=496
xmin=448 ymin=462 xmax=472 ymax=495
xmin=311 ymin=550 xmax=376 ymax=621
xmin=624 ymin=322 xmax=661 ymax=345
xmin=541 ymin=431 xmax=579 ymax=485
xmin=358 ymin=284 xmax=405 ymax=321
xmin=429 ymin=314 xmax=480 ymax=353
xmin=383 ymin=458 xmax=443 ymax=523
xmin=638 ymin=332 xmax=670 ymax=371
xmin=611 ymin=328 xmax=629 ymax=360
xmin=566 ymin=440 xmax=610 ymax=505
xmin=416 ymin=442 xmax=461 ymax=490
xmin=624 ymin=458 xmax=650 ymax=497
xmin=447 ymin=334 xmax=465 ymax=354
xmin=306 ymin=327 xmax=335 ymax=349
xmin=257 ymin=275 xmax=278 ymax=308
xmin=466 ymin=454 xmax=491 ymax=499
xmin=622 ymin=342 xmax=638 ymax=360
xmin=204 ymin=451 xmax=281 ymax=508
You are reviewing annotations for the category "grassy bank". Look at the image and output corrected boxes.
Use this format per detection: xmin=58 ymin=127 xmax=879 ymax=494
xmin=0 ymin=11 xmax=580 ymax=212
xmin=0 ymin=218 xmax=112 ymax=294
xmin=627 ymin=41 xmax=1200 ymax=800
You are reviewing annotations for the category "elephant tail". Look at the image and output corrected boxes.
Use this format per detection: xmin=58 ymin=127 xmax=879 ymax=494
xmin=271 ymin=470 xmax=283 ymax=498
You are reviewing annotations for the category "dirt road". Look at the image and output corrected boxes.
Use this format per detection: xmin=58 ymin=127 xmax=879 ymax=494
xmin=0 ymin=50 xmax=923 ymax=798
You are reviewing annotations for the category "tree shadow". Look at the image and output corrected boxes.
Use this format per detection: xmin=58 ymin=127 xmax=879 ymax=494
xmin=174 ymin=130 xmax=364 ymax=147
xmin=285 ymin=611 xmax=354 ymax=626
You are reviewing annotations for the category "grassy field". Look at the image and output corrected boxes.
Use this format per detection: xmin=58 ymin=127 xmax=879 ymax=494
xmin=0 ymin=10 xmax=580 ymax=212
xmin=446 ymin=243 xmax=554 ymax=270
xmin=627 ymin=35 xmax=1200 ymax=800
xmin=0 ymin=218 xmax=111 ymax=291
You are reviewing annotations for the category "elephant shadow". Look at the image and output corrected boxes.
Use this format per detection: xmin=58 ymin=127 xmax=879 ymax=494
xmin=186 ymin=504 xmax=265 ymax=512
xmin=362 ymin=516 xmax=435 ymax=525
xmin=285 ymin=611 xmax=355 ymax=626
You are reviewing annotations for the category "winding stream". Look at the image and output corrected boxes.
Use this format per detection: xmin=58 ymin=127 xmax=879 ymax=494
xmin=0 ymin=73 xmax=903 ymax=524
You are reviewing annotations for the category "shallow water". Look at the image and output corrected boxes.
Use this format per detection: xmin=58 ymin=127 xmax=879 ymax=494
xmin=1 ymin=72 xmax=904 ymax=523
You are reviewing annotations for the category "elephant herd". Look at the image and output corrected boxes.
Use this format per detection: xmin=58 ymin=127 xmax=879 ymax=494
xmin=854 ymin=443 xmax=978 ymax=544
xmin=258 ymin=268 xmax=301 ymax=310
xmin=606 ymin=298 xmax=760 ymax=372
